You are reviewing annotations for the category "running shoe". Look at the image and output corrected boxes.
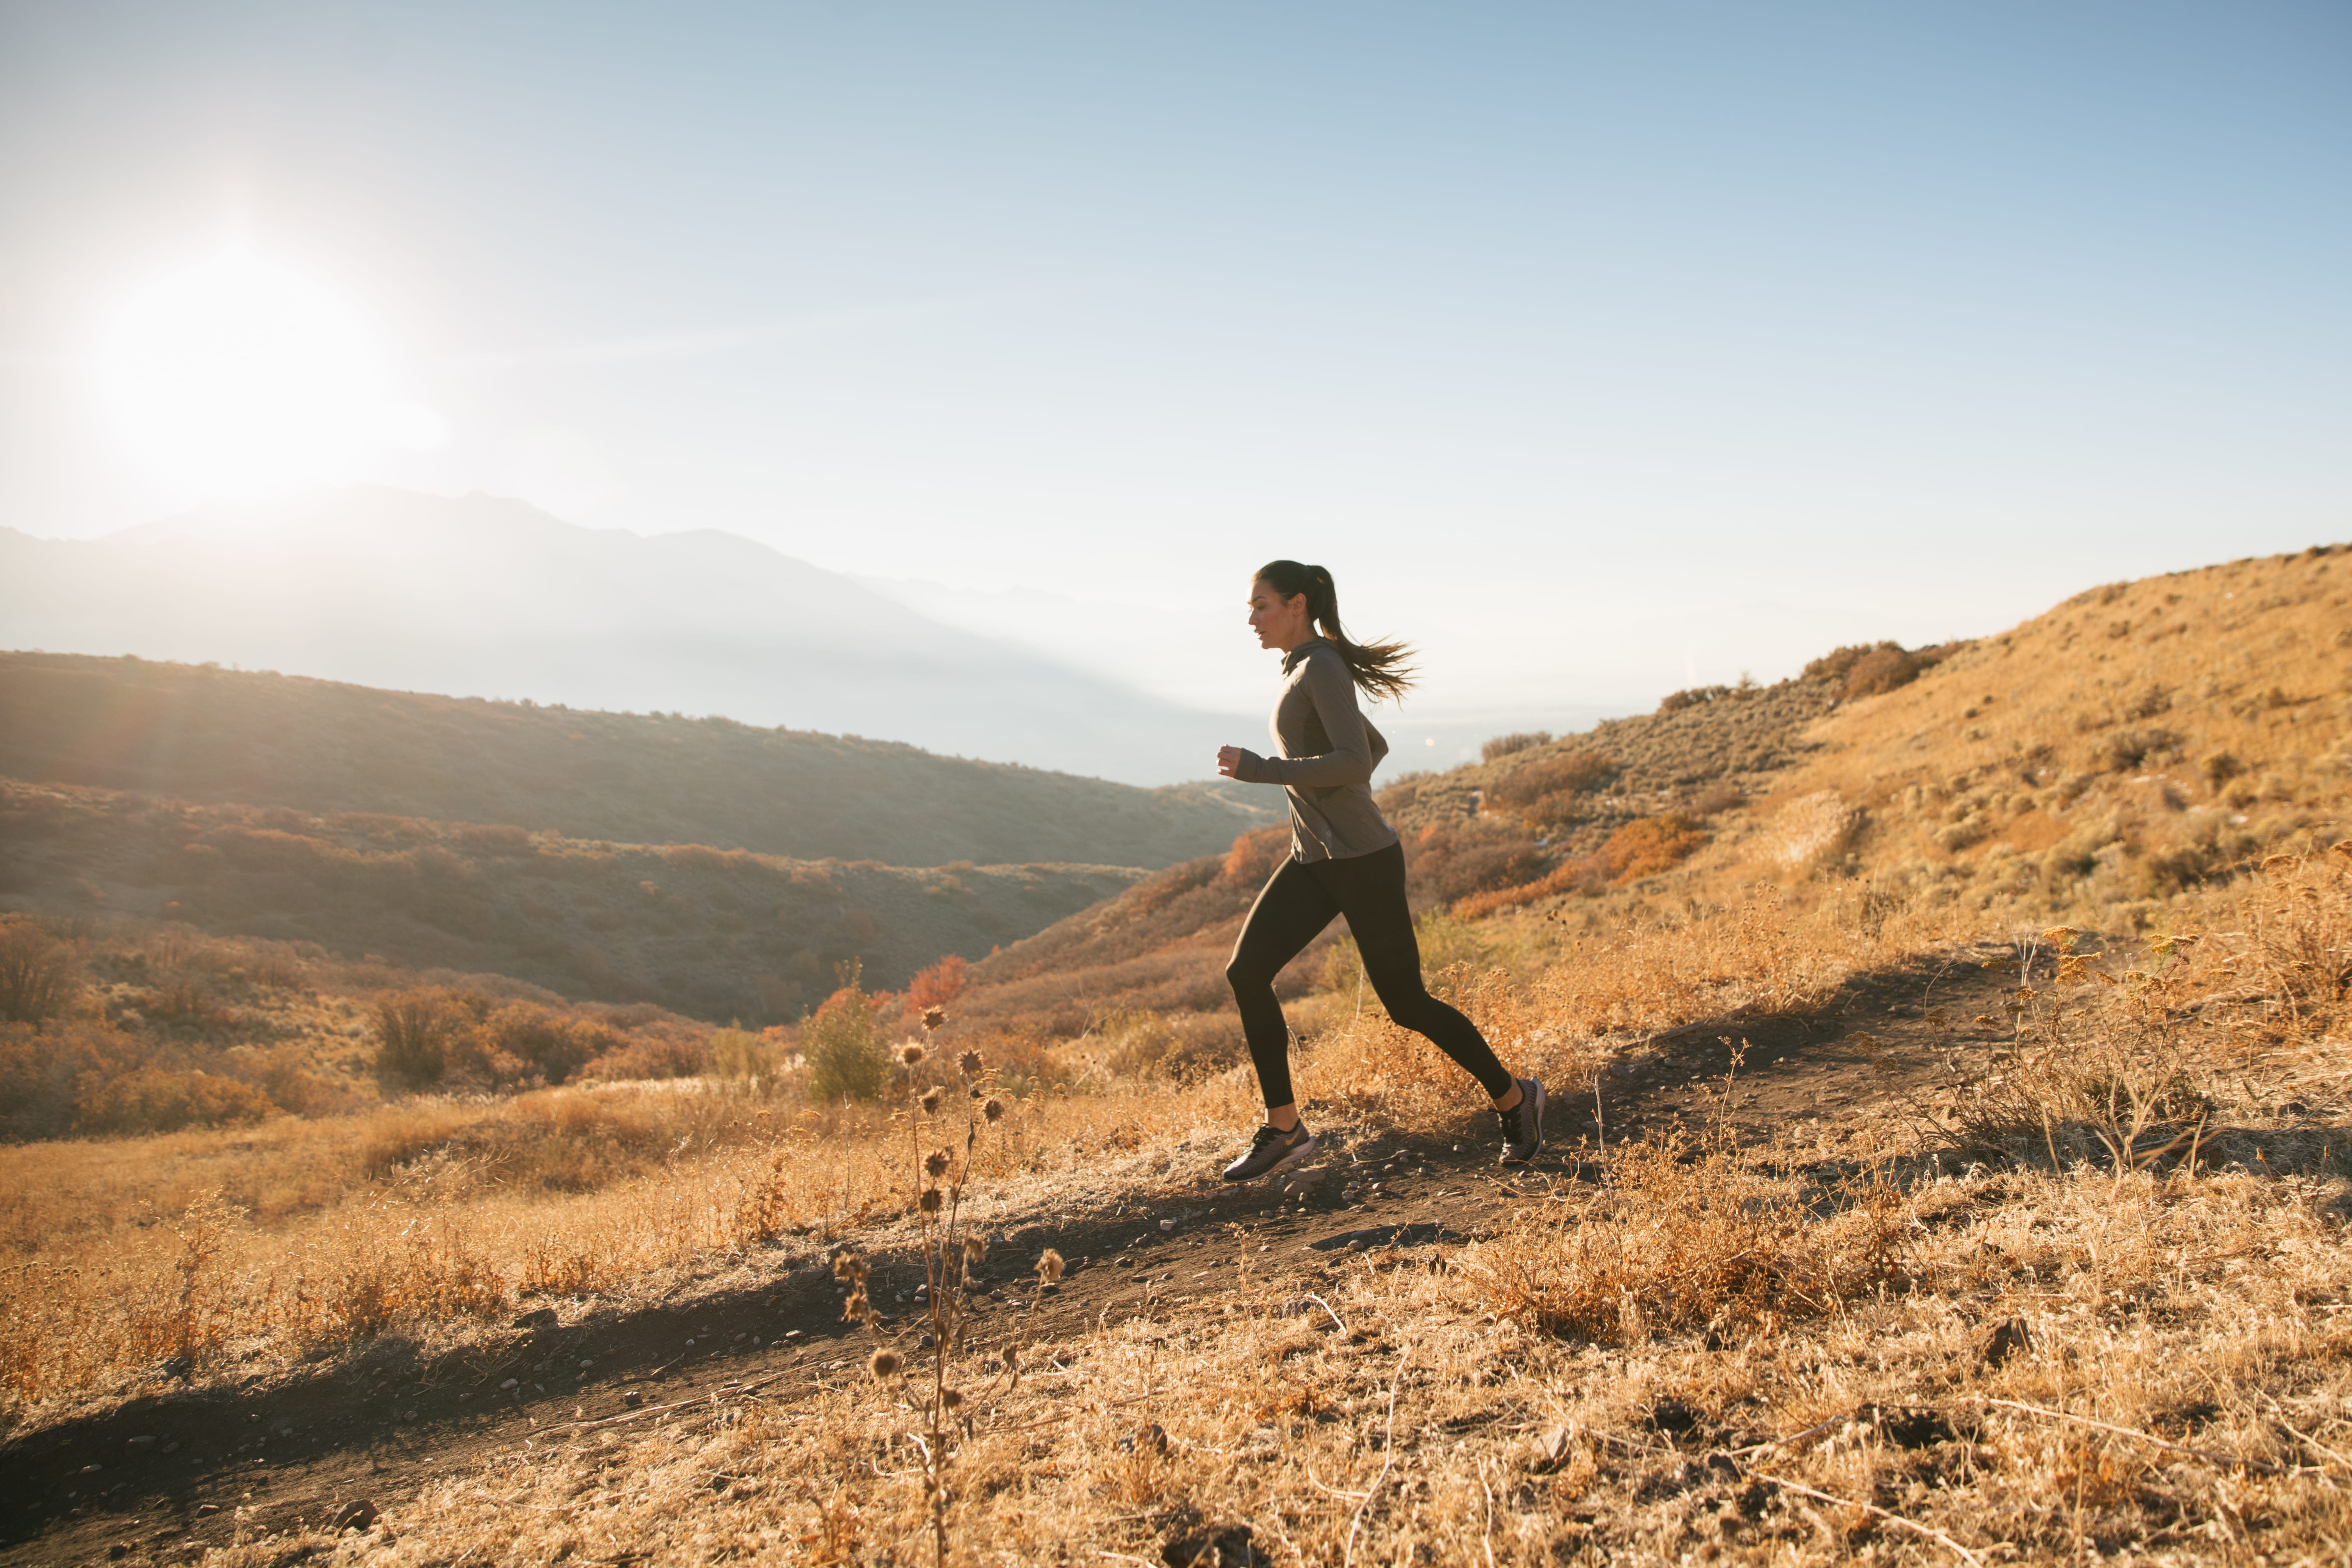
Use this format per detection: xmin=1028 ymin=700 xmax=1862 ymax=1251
xmin=1221 ymin=1122 xmax=1318 ymax=1182
xmin=1497 ymin=1077 xmax=1546 ymax=1164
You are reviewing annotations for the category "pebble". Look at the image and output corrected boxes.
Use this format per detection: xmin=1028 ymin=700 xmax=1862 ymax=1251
xmin=1158 ymin=1219 xmax=1177 ymax=1232
xmin=500 ymin=1378 xmax=519 ymax=1390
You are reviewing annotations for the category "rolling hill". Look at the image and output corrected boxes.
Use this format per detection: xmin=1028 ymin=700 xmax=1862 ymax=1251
xmin=0 ymin=652 xmax=1276 ymax=870
xmin=0 ymin=779 xmax=1142 ymax=1022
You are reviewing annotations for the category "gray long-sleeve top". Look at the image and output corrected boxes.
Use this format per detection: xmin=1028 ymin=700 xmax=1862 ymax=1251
xmin=1230 ymin=637 xmax=1401 ymax=863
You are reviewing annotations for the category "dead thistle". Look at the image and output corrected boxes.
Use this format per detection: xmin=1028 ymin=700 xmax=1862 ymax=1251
xmin=852 ymin=1038 xmax=1016 ymax=1565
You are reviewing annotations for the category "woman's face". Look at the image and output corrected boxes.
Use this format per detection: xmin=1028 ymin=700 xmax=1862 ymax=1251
xmin=1246 ymin=578 xmax=1311 ymax=650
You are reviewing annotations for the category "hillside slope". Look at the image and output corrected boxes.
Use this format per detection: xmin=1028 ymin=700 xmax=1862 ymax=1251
xmin=0 ymin=653 xmax=1275 ymax=870
xmin=1700 ymin=543 xmax=2350 ymax=920
xmin=952 ymin=544 xmax=2348 ymax=1041
xmin=0 ymin=780 xmax=1142 ymax=1021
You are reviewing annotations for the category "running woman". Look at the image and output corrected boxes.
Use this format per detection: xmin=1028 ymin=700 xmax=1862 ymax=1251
xmin=1213 ymin=560 xmax=1544 ymax=1182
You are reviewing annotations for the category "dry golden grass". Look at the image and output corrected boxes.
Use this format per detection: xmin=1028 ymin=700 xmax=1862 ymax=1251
xmin=0 ymin=854 xmax=1908 ymax=1423
xmin=165 ymin=851 xmax=2352 ymax=1566
xmin=1695 ymin=545 xmax=2352 ymax=926
xmin=0 ymin=1068 xmax=1265 ymax=1417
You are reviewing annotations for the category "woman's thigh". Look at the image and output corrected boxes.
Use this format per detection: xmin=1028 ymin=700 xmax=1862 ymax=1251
xmin=1308 ymin=843 xmax=1422 ymax=984
xmin=1228 ymin=856 xmax=1342 ymax=982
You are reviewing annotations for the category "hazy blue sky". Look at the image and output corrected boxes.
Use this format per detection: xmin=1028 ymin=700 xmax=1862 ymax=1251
xmin=2 ymin=2 xmax=2345 ymax=721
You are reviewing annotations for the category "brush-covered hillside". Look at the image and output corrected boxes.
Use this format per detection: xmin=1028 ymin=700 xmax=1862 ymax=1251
xmin=0 ymin=780 xmax=1139 ymax=1025
xmin=1691 ymin=546 xmax=2347 ymax=916
xmin=949 ymin=544 xmax=2348 ymax=1048
xmin=0 ymin=652 xmax=1275 ymax=870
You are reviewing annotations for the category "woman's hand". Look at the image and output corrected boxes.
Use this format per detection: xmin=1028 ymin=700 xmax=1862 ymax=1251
xmin=1216 ymin=745 xmax=1247 ymax=779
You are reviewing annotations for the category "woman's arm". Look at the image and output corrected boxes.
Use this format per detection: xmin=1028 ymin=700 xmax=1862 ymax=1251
xmin=1245 ymin=651 xmax=1378 ymax=787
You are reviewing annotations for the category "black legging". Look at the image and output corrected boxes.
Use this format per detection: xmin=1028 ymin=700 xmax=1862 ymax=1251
xmin=1224 ymin=840 xmax=1513 ymax=1109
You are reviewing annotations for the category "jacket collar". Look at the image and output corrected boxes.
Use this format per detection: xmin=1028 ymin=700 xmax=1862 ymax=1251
xmin=1280 ymin=636 xmax=1331 ymax=675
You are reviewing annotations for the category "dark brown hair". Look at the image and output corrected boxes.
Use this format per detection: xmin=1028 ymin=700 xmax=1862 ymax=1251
xmin=1255 ymin=560 xmax=1417 ymax=702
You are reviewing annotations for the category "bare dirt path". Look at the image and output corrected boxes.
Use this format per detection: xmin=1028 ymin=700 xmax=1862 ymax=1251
xmin=1 ymin=945 xmax=2029 ymax=1566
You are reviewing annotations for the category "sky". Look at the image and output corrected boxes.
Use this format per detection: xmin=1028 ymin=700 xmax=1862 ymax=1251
xmin=2 ymin=1 xmax=2347 ymax=730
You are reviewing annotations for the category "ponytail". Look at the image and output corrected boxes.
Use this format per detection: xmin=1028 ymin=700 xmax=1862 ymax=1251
xmin=1254 ymin=559 xmax=1417 ymax=702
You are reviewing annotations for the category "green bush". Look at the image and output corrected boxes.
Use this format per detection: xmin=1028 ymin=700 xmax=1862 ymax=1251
xmin=804 ymin=964 xmax=890 ymax=1102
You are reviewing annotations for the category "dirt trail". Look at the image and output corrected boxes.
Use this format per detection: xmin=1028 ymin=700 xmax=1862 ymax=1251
xmin=1 ymin=945 xmax=2032 ymax=1566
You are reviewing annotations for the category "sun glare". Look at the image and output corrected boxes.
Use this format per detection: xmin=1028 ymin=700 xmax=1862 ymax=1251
xmin=95 ymin=247 xmax=442 ymax=497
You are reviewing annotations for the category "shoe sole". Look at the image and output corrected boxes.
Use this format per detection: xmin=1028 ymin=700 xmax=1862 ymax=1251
xmin=1225 ymin=1134 xmax=1318 ymax=1183
xmin=1500 ymin=1080 xmax=1546 ymax=1164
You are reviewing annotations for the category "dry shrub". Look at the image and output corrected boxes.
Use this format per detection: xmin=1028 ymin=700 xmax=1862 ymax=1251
xmin=231 ymin=1045 xmax=356 ymax=1118
xmin=1450 ymin=859 xmax=1602 ymax=919
xmin=1656 ymin=683 xmax=1740 ymax=713
xmin=1479 ymin=730 xmax=1551 ymax=762
xmin=374 ymin=989 xmax=641 ymax=1093
xmin=579 ymin=1027 xmax=708 ymax=1081
xmin=1484 ymin=749 xmax=1617 ymax=810
xmin=1091 ymin=1009 xmax=1243 ymax=1084
xmin=1453 ymin=1134 xmax=1907 ymax=1343
xmin=904 ymin=953 xmax=968 ymax=1013
xmin=1401 ymin=821 xmax=1547 ymax=904
xmin=710 ymin=1025 xmax=781 ymax=1082
xmin=470 ymin=1002 xmax=622 ymax=1087
xmin=73 ymin=1068 xmax=279 ymax=1137
xmin=373 ymin=988 xmax=466 ymax=1089
xmin=2102 ymin=725 xmax=2184 ymax=772
xmin=1944 ymin=853 xmax=2352 ymax=1172
xmin=2239 ymin=845 xmax=2352 ymax=1032
xmin=1598 ymin=813 xmax=1706 ymax=882
xmin=0 ymin=919 xmax=80 ymax=1023
xmin=1220 ymin=826 xmax=1291 ymax=888
xmin=1687 ymin=780 xmax=1744 ymax=816
xmin=966 ymin=1023 xmax=1078 ymax=1096
xmin=1802 ymin=639 xmax=1956 ymax=699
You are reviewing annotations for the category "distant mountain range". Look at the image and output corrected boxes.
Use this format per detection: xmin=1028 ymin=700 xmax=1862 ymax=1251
xmin=0 ymin=486 xmax=1249 ymax=786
